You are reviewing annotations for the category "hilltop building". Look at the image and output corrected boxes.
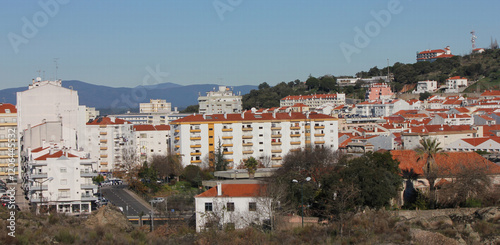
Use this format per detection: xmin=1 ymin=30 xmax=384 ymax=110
xmin=365 ymin=83 xmax=394 ymax=101
xmin=445 ymin=76 xmax=468 ymax=93
xmin=413 ymin=80 xmax=438 ymax=94
xmin=417 ymin=46 xmax=454 ymax=62
xmin=140 ymin=99 xmax=172 ymax=113
xmin=134 ymin=124 xmax=170 ymax=162
xmin=198 ymin=86 xmax=242 ymax=114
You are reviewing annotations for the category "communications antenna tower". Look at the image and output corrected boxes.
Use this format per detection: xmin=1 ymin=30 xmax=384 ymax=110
xmin=471 ymin=30 xmax=477 ymax=50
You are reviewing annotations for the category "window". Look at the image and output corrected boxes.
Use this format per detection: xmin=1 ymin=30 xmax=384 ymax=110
xmin=227 ymin=202 xmax=235 ymax=212
xmin=60 ymin=167 xmax=67 ymax=173
xmin=60 ymin=179 xmax=67 ymax=185
xmin=205 ymin=202 xmax=213 ymax=211
xmin=249 ymin=202 xmax=257 ymax=211
xmin=58 ymin=189 xmax=70 ymax=198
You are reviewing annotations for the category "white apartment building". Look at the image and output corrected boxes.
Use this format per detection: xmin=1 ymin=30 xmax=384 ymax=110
xmin=195 ymin=183 xmax=272 ymax=232
xmin=355 ymin=100 xmax=411 ymax=117
xmin=111 ymin=111 xmax=187 ymax=126
xmin=134 ymin=124 xmax=171 ymax=162
xmin=86 ymin=117 xmax=135 ymax=173
xmin=445 ymin=76 xmax=468 ymax=93
xmin=428 ymin=113 xmax=473 ymax=126
xmin=401 ymin=125 xmax=477 ymax=150
xmin=280 ymin=93 xmax=346 ymax=108
xmin=22 ymin=144 xmax=98 ymax=214
xmin=17 ymin=78 xmax=88 ymax=152
xmin=198 ymin=86 xmax=242 ymax=114
xmin=413 ymin=80 xmax=438 ymax=94
xmin=140 ymin=99 xmax=172 ymax=113
xmin=85 ymin=107 xmax=100 ymax=122
xmin=171 ymin=112 xmax=339 ymax=168
xmin=0 ymin=104 xmax=18 ymax=178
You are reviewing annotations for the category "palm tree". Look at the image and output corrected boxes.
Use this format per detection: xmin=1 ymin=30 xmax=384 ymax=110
xmin=415 ymin=137 xmax=444 ymax=208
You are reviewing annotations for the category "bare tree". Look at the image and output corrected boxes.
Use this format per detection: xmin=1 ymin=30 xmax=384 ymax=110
xmin=150 ymin=152 xmax=183 ymax=182
xmin=120 ymin=148 xmax=140 ymax=181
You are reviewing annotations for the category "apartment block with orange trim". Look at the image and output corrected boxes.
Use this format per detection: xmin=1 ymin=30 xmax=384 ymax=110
xmin=0 ymin=103 xmax=18 ymax=178
xmin=170 ymin=111 xmax=339 ymax=168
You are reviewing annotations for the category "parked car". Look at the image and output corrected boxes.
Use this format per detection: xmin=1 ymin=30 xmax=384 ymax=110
xmin=149 ymin=197 xmax=164 ymax=204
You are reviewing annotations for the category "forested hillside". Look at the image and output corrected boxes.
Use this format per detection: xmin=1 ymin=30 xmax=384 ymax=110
xmin=241 ymin=48 xmax=500 ymax=109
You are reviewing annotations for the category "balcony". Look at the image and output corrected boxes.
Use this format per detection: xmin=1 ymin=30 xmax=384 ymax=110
xmin=290 ymin=126 xmax=300 ymax=130
xmin=175 ymin=145 xmax=181 ymax=148
xmin=190 ymin=152 xmax=202 ymax=156
xmin=191 ymin=160 xmax=202 ymax=164
xmin=190 ymin=144 xmax=201 ymax=148
xmin=242 ymin=150 xmax=254 ymax=154
xmin=222 ymin=128 xmax=233 ymax=132
xmin=271 ymin=134 xmax=282 ymax=138
xmin=271 ymin=157 xmax=282 ymax=160
xmin=81 ymin=184 xmax=97 ymax=189
xmin=174 ymin=129 xmax=180 ymax=133
xmin=314 ymin=126 xmax=325 ymax=129
xmin=100 ymin=132 xmax=107 ymax=135
xmin=314 ymin=134 xmax=325 ymax=137
xmin=31 ymin=173 xmax=48 ymax=179
xmin=315 ymin=141 xmax=325 ymax=144
xmin=100 ymin=155 xmax=108 ymax=158
xmin=190 ymin=129 xmax=201 ymax=133
xmin=80 ymin=170 xmax=98 ymax=177
xmin=30 ymin=185 xmax=48 ymax=191
xmin=222 ymin=144 xmax=233 ymax=147
xmin=271 ymin=126 xmax=282 ymax=130
xmin=100 ymin=147 xmax=108 ymax=150
xmin=190 ymin=137 xmax=201 ymax=140
xmin=291 ymin=142 xmax=301 ymax=145
xmin=222 ymin=136 xmax=233 ymax=140
xmin=271 ymin=149 xmax=282 ymax=153
xmin=175 ymin=136 xmax=180 ymax=141
xmin=99 ymin=140 xmax=107 ymax=143
xmin=100 ymin=162 xmax=108 ymax=165
xmin=242 ymin=142 xmax=253 ymax=146
xmin=242 ymin=127 xmax=253 ymax=131
xmin=81 ymin=195 xmax=97 ymax=202
xmin=242 ymin=135 xmax=253 ymax=139
xmin=290 ymin=134 xmax=300 ymax=137
xmin=271 ymin=142 xmax=282 ymax=145
xmin=223 ymin=151 xmax=233 ymax=155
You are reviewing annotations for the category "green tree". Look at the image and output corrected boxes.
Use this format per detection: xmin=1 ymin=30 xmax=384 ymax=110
xmin=213 ymin=140 xmax=229 ymax=171
xmin=181 ymin=105 xmax=199 ymax=113
xmin=182 ymin=165 xmax=204 ymax=187
xmin=415 ymin=138 xmax=444 ymax=209
xmin=150 ymin=153 xmax=183 ymax=182
xmin=342 ymin=152 xmax=402 ymax=208
xmin=419 ymin=91 xmax=432 ymax=101
xmin=244 ymin=157 xmax=258 ymax=174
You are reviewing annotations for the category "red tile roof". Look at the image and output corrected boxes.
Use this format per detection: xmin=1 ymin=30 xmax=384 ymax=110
xmin=461 ymin=137 xmax=492 ymax=147
xmin=31 ymin=147 xmax=44 ymax=153
xmin=172 ymin=112 xmax=335 ymax=123
xmin=447 ymin=76 xmax=467 ymax=80
xmin=482 ymin=125 xmax=500 ymax=137
xmin=133 ymin=125 xmax=171 ymax=131
xmin=0 ymin=103 xmax=16 ymax=113
xmin=391 ymin=150 xmax=500 ymax=176
xmin=87 ymin=117 xmax=131 ymax=125
xmin=34 ymin=150 xmax=78 ymax=161
xmin=452 ymin=107 xmax=470 ymax=113
xmin=480 ymin=90 xmax=500 ymax=97
xmin=281 ymin=94 xmax=340 ymax=101
xmin=418 ymin=49 xmax=445 ymax=54
xmin=195 ymin=184 xmax=267 ymax=198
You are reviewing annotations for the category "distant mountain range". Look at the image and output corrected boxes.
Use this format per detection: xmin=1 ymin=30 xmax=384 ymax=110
xmin=0 ymin=80 xmax=257 ymax=113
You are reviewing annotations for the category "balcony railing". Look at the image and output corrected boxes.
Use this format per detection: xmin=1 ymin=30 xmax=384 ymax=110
xmin=31 ymin=173 xmax=48 ymax=179
xmin=80 ymin=170 xmax=98 ymax=177
xmin=81 ymin=184 xmax=97 ymax=189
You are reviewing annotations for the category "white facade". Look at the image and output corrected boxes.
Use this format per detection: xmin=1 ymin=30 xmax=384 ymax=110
xmin=280 ymin=94 xmax=346 ymax=107
xmin=356 ymin=100 xmax=411 ymax=117
xmin=17 ymin=78 xmax=88 ymax=151
xmin=171 ymin=112 xmax=339 ymax=168
xmin=198 ymin=86 xmax=242 ymax=114
xmin=195 ymin=183 xmax=272 ymax=232
xmin=0 ymin=104 xmax=18 ymax=178
xmin=85 ymin=107 xmax=100 ymax=122
xmin=86 ymin=117 xmax=135 ymax=173
xmin=413 ymin=80 xmax=438 ymax=94
xmin=428 ymin=114 xmax=473 ymax=126
xmin=22 ymin=144 xmax=98 ymax=214
xmin=445 ymin=77 xmax=468 ymax=93
xmin=140 ymin=99 xmax=172 ymax=113
xmin=134 ymin=125 xmax=170 ymax=162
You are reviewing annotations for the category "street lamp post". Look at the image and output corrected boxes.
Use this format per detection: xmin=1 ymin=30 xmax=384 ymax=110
xmin=292 ymin=177 xmax=311 ymax=228
xmin=30 ymin=177 xmax=54 ymax=214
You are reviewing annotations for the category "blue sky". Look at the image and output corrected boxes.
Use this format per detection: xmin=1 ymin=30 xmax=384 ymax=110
xmin=1 ymin=0 xmax=499 ymax=90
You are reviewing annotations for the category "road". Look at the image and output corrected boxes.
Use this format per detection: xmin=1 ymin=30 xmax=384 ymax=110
xmin=101 ymin=185 xmax=152 ymax=217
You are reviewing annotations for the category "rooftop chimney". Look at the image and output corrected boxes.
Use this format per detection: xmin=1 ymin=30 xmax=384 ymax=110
xmin=217 ymin=182 xmax=222 ymax=196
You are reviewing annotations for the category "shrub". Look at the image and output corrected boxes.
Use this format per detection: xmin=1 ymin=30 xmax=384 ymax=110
xmin=464 ymin=198 xmax=482 ymax=208
xmin=54 ymin=229 xmax=77 ymax=244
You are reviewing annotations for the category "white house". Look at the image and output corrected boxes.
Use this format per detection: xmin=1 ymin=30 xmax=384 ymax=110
xmin=413 ymin=80 xmax=438 ymax=94
xmin=194 ymin=183 xmax=272 ymax=232
xmin=23 ymin=144 xmax=98 ymax=214
xmin=445 ymin=76 xmax=468 ymax=93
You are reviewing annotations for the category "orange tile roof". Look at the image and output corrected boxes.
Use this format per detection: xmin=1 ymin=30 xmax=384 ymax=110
xmin=461 ymin=137 xmax=492 ymax=146
xmin=87 ymin=117 xmax=131 ymax=125
xmin=31 ymin=147 xmax=44 ymax=153
xmin=391 ymin=150 xmax=500 ymax=176
xmin=480 ymin=90 xmax=500 ymax=97
xmin=482 ymin=125 xmax=500 ymax=137
xmin=281 ymin=94 xmax=341 ymax=101
xmin=195 ymin=184 xmax=267 ymax=198
xmin=0 ymin=103 xmax=16 ymax=113
xmin=452 ymin=107 xmax=470 ymax=113
xmin=172 ymin=112 xmax=335 ymax=123
xmin=447 ymin=76 xmax=467 ymax=80
xmin=418 ymin=49 xmax=445 ymax=54
xmin=133 ymin=125 xmax=171 ymax=131
xmin=34 ymin=150 xmax=78 ymax=161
